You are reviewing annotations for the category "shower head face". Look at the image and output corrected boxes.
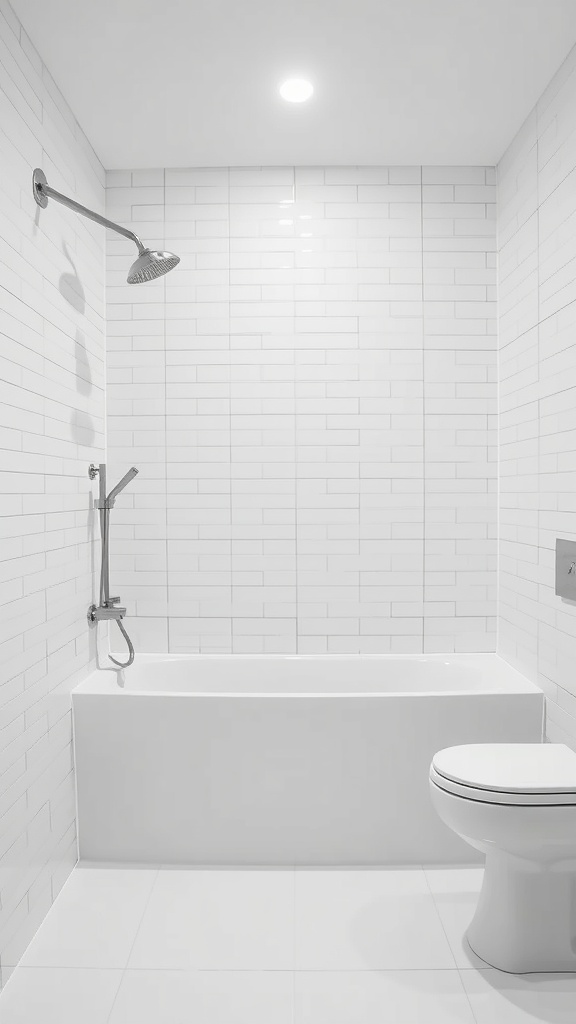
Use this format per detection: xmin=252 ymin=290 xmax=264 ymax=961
xmin=127 ymin=249 xmax=180 ymax=284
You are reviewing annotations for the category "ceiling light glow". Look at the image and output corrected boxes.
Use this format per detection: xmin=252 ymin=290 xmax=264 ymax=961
xmin=279 ymin=78 xmax=314 ymax=103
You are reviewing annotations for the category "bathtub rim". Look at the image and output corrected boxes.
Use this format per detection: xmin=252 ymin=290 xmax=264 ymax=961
xmin=73 ymin=652 xmax=543 ymax=699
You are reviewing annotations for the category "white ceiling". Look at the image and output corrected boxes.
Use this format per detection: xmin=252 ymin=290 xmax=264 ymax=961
xmin=13 ymin=0 xmax=576 ymax=168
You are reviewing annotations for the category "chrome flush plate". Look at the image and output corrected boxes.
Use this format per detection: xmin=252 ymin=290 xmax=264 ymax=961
xmin=555 ymin=539 xmax=576 ymax=600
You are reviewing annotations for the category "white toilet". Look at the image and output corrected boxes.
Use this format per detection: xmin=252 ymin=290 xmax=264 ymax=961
xmin=429 ymin=743 xmax=576 ymax=974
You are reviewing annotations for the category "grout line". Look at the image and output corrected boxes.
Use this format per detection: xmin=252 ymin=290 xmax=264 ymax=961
xmin=292 ymin=167 xmax=299 ymax=656
xmin=164 ymin=167 xmax=170 ymax=656
xmin=122 ymin=867 xmax=160 ymax=967
xmin=420 ymin=165 xmax=426 ymax=655
xmin=421 ymin=868 xmax=459 ymax=974
xmin=228 ymin=167 xmax=233 ymax=655
xmin=457 ymin=965 xmax=481 ymax=1024
xmin=535 ymin=114 xmax=543 ymax=725
xmin=291 ymin=866 xmax=296 ymax=1024
xmin=6 ymin=963 xmax=496 ymax=974
xmin=103 ymin=867 xmax=160 ymax=1023
xmin=495 ymin=162 xmax=501 ymax=663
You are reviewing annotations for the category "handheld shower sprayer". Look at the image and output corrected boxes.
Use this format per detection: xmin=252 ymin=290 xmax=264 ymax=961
xmin=33 ymin=169 xmax=180 ymax=284
xmin=99 ymin=466 xmax=139 ymax=508
xmin=89 ymin=463 xmax=139 ymax=669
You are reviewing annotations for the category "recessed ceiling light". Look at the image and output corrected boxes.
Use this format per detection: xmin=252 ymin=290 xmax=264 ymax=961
xmin=279 ymin=78 xmax=314 ymax=103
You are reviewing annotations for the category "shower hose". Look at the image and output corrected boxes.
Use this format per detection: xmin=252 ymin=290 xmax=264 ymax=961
xmin=109 ymin=618 xmax=135 ymax=669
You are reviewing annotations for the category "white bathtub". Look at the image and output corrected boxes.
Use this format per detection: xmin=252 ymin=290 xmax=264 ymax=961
xmin=72 ymin=654 xmax=543 ymax=866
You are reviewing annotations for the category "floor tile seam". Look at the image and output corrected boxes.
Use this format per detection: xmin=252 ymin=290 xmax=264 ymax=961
xmin=104 ymin=967 xmax=125 ymax=1024
xmin=420 ymin=870 xmax=461 ymax=973
xmin=10 ymin=966 xmax=125 ymax=973
xmin=123 ymin=867 xmax=161 ymax=971
xmin=456 ymin=965 xmax=482 ymax=1024
xmin=104 ymin=868 xmax=161 ymax=1021
xmin=291 ymin=867 xmax=296 ymax=1024
xmin=12 ymin=963 xmax=487 ymax=976
xmin=99 ymin=965 xmax=477 ymax=974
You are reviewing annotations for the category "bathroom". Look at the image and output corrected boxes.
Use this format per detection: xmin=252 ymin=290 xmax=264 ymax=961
xmin=2 ymin=0 xmax=576 ymax=1019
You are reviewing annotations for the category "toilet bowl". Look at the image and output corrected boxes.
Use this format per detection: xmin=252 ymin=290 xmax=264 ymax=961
xmin=429 ymin=743 xmax=576 ymax=974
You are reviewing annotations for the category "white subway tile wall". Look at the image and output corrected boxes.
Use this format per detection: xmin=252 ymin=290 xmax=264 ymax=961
xmin=0 ymin=0 xmax=105 ymax=985
xmin=498 ymin=44 xmax=576 ymax=746
xmin=106 ymin=166 xmax=496 ymax=655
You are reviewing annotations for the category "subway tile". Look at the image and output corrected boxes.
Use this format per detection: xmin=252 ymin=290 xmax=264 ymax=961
xmin=0 ymin=1 xmax=106 ymax=979
xmin=105 ymin=169 xmax=495 ymax=706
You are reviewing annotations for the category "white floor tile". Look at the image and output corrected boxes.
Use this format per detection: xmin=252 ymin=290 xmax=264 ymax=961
xmin=294 ymin=869 xmax=456 ymax=970
xmin=128 ymin=869 xmax=295 ymax=969
xmin=20 ymin=868 xmax=157 ymax=969
xmin=0 ymin=967 xmax=122 ymax=1024
xmin=294 ymin=969 xmax=476 ymax=1023
xmin=424 ymin=867 xmax=486 ymax=969
xmin=109 ymin=969 xmax=293 ymax=1024
xmin=460 ymin=968 xmax=576 ymax=1023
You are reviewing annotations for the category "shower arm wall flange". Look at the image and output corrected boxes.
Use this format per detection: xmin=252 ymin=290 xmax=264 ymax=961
xmin=32 ymin=169 xmax=146 ymax=253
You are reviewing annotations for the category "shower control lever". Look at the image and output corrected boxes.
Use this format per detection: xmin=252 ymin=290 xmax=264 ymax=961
xmin=89 ymin=603 xmax=126 ymax=622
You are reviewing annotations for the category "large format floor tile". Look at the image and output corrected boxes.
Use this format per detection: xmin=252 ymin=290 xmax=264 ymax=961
xmin=3 ymin=864 xmax=576 ymax=1024
xmin=460 ymin=967 xmax=576 ymax=1023
xmin=294 ymin=969 xmax=476 ymax=1024
xmin=0 ymin=967 xmax=122 ymax=1024
xmin=128 ymin=869 xmax=295 ymax=969
xmin=294 ymin=869 xmax=456 ymax=970
xmin=109 ymin=969 xmax=294 ymax=1024
xmin=20 ymin=868 xmax=157 ymax=969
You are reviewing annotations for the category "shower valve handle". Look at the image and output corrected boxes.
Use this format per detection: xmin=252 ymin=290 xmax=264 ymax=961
xmin=89 ymin=603 xmax=126 ymax=621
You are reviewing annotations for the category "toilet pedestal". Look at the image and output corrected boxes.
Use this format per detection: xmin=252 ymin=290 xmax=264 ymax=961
xmin=467 ymin=850 xmax=576 ymax=973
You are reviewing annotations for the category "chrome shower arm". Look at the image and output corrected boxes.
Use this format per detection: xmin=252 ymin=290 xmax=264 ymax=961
xmin=33 ymin=170 xmax=145 ymax=253
xmin=33 ymin=168 xmax=179 ymax=284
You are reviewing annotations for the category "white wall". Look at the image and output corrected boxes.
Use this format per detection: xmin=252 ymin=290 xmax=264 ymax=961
xmin=106 ymin=166 xmax=496 ymax=655
xmin=0 ymin=0 xmax=105 ymax=984
xmin=498 ymin=43 xmax=576 ymax=746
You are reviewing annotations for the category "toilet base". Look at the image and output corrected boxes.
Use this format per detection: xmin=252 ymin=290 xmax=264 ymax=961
xmin=467 ymin=850 xmax=576 ymax=973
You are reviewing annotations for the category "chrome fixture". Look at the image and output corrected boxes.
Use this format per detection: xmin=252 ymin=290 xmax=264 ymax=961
xmin=32 ymin=169 xmax=180 ymax=284
xmin=89 ymin=463 xmax=139 ymax=668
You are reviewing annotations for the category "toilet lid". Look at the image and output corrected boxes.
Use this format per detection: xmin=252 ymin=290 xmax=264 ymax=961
xmin=431 ymin=743 xmax=576 ymax=805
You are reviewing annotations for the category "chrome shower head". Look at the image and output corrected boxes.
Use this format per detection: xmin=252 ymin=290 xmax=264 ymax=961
xmin=32 ymin=169 xmax=181 ymax=286
xmin=127 ymin=249 xmax=180 ymax=284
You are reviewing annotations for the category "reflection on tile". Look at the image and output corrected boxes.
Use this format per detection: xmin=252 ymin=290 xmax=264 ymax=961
xmin=0 ymin=968 xmax=122 ymax=1024
xmin=424 ymin=867 xmax=486 ymax=969
xmin=460 ymin=968 xmax=576 ymax=1023
xmin=128 ymin=869 xmax=294 ymax=969
xmin=110 ymin=969 xmax=293 ymax=1024
xmin=294 ymin=969 xmax=476 ymax=1024
xmin=295 ymin=869 xmax=456 ymax=970
xmin=423 ymin=867 xmax=484 ymax=895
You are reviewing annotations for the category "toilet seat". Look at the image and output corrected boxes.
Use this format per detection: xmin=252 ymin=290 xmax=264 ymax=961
xmin=430 ymin=743 xmax=576 ymax=806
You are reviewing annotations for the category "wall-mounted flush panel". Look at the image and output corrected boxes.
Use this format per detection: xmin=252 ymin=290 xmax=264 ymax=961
xmin=555 ymin=539 xmax=576 ymax=600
